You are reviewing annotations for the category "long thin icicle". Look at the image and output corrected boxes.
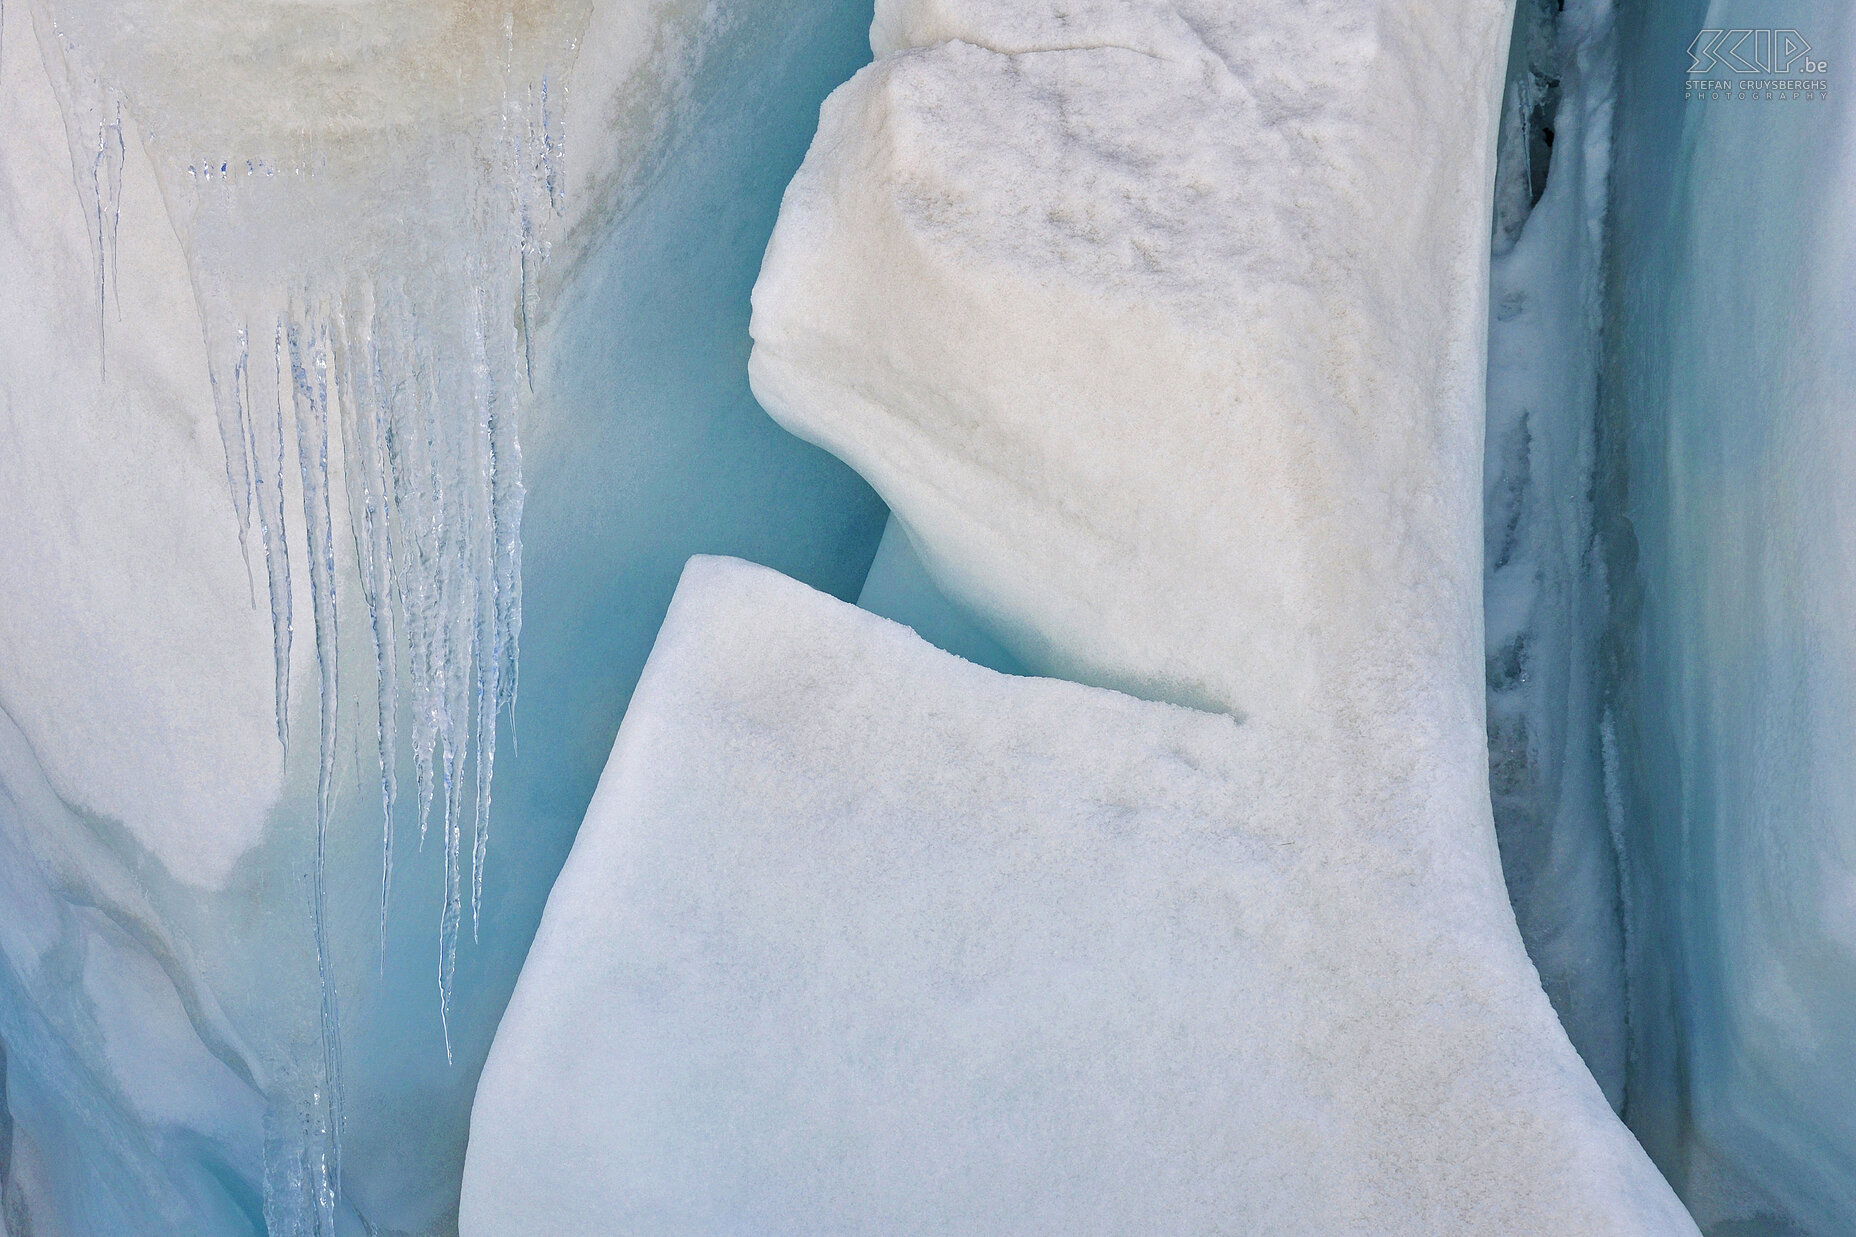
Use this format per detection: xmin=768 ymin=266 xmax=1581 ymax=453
xmin=333 ymin=290 xmax=402 ymax=967
xmin=30 ymin=6 xmax=124 ymax=376
xmin=288 ymin=309 xmax=345 ymax=1237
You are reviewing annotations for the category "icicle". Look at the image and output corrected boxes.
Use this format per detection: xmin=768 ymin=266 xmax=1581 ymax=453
xmin=254 ymin=319 xmax=295 ymax=748
xmin=334 ymin=290 xmax=402 ymax=967
xmin=469 ymin=276 xmax=500 ymax=945
xmin=29 ymin=5 xmax=126 ymax=376
xmin=99 ymin=94 xmax=122 ymax=318
xmin=203 ymin=312 xmax=261 ymax=606
xmin=437 ymin=617 xmax=467 ymax=1064
xmin=288 ymin=308 xmax=345 ymax=1236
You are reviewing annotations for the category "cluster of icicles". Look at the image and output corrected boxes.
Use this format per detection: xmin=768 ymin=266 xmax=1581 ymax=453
xmin=32 ymin=3 xmax=571 ymax=1231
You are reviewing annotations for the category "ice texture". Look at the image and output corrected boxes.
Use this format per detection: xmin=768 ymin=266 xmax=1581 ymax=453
xmin=1603 ymin=4 xmax=1856 ymax=1231
xmin=0 ymin=0 xmax=884 ymax=1230
xmin=461 ymin=557 xmax=1695 ymax=1235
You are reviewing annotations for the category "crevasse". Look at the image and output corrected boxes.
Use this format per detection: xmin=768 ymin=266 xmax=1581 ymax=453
xmin=1482 ymin=0 xmax=1630 ymax=1109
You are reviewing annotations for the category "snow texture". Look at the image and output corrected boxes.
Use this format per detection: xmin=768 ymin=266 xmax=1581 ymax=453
xmin=462 ymin=556 xmax=1695 ymax=1235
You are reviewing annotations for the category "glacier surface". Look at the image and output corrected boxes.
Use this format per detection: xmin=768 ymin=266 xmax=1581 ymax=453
xmin=462 ymin=555 xmax=1695 ymax=1236
xmin=463 ymin=1 xmax=1697 ymax=1227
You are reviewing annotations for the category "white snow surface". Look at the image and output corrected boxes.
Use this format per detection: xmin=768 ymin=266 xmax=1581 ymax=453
xmin=462 ymin=556 xmax=1694 ymax=1235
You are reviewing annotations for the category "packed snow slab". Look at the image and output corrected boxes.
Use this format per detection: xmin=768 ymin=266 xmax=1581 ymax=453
xmin=751 ymin=0 xmax=1512 ymax=721
xmin=461 ymin=556 xmax=1694 ymax=1236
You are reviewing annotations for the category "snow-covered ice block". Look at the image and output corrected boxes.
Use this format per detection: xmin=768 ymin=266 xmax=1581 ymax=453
xmin=751 ymin=0 xmax=1512 ymax=722
xmin=461 ymin=556 xmax=1695 ymax=1236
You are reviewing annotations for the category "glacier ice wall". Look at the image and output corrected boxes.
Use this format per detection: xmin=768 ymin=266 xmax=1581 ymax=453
xmin=0 ymin=0 xmax=885 ymax=1230
xmin=1603 ymin=3 xmax=1856 ymax=1231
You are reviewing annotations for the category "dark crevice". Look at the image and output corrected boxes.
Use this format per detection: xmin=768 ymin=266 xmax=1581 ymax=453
xmin=1493 ymin=0 xmax=1567 ymax=252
